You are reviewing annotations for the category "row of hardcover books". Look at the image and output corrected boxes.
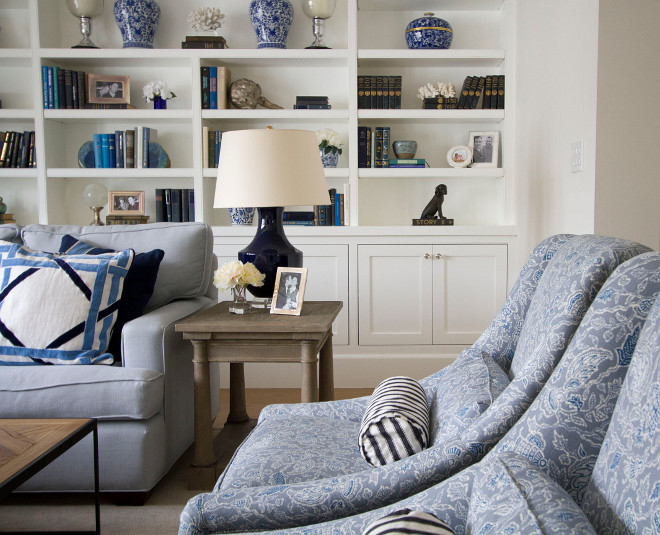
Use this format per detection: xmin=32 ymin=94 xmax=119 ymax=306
xmin=357 ymin=75 xmax=402 ymax=109
xmin=282 ymin=186 xmax=350 ymax=226
xmin=42 ymin=66 xmax=87 ymax=110
xmin=200 ymin=66 xmax=231 ymax=110
xmin=155 ymin=188 xmax=195 ymax=223
xmin=0 ymin=131 xmax=35 ymax=168
xmin=91 ymin=127 xmax=156 ymax=169
xmin=457 ymin=75 xmax=505 ymax=109
xmin=202 ymin=127 xmax=222 ymax=168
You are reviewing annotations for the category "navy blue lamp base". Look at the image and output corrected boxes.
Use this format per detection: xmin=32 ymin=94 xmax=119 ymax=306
xmin=238 ymin=207 xmax=302 ymax=299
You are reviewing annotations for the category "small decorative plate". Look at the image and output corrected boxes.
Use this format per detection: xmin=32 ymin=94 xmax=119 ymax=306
xmin=78 ymin=141 xmax=95 ymax=168
xmin=447 ymin=145 xmax=472 ymax=168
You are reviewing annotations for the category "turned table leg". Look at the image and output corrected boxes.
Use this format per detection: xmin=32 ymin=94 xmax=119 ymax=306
xmin=227 ymin=362 xmax=250 ymax=424
xmin=300 ymin=341 xmax=318 ymax=403
xmin=319 ymin=330 xmax=335 ymax=402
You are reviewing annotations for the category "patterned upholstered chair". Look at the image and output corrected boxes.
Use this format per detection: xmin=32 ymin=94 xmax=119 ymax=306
xmin=179 ymin=236 xmax=651 ymax=535
xmin=231 ymin=251 xmax=660 ymax=535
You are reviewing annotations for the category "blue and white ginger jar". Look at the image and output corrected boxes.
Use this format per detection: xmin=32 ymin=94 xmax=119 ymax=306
xmin=229 ymin=207 xmax=256 ymax=226
xmin=113 ymin=0 xmax=161 ymax=49
xmin=405 ymin=12 xmax=453 ymax=50
xmin=320 ymin=149 xmax=338 ymax=168
xmin=249 ymin=0 xmax=294 ymax=49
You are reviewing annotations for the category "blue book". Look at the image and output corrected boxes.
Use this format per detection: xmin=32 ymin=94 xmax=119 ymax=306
xmin=188 ymin=189 xmax=195 ymax=221
xmin=108 ymin=133 xmax=116 ymax=168
xmin=46 ymin=66 xmax=54 ymax=109
xmin=335 ymin=193 xmax=341 ymax=226
xmin=52 ymin=66 xmax=59 ymax=109
xmin=209 ymin=66 xmax=218 ymax=109
xmin=142 ymin=127 xmax=151 ymax=168
xmin=215 ymin=130 xmax=221 ymax=166
xmin=171 ymin=188 xmax=182 ymax=222
xmin=101 ymin=133 xmax=110 ymax=168
xmin=115 ymin=130 xmax=123 ymax=168
xmin=93 ymin=133 xmax=103 ymax=168
xmin=41 ymin=66 xmax=49 ymax=109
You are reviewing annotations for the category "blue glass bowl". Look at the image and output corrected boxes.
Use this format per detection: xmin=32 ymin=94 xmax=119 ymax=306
xmin=405 ymin=12 xmax=453 ymax=50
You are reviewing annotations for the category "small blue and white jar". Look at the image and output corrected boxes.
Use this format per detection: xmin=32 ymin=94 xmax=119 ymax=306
xmin=228 ymin=207 xmax=256 ymax=226
xmin=405 ymin=12 xmax=453 ymax=50
xmin=320 ymin=149 xmax=339 ymax=168
xmin=113 ymin=0 xmax=161 ymax=49
xmin=249 ymin=0 xmax=294 ymax=49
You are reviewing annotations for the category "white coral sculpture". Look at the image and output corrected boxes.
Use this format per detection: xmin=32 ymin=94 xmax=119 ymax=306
xmin=416 ymin=82 xmax=456 ymax=100
xmin=187 ymin=7 xmax=225 ymax=33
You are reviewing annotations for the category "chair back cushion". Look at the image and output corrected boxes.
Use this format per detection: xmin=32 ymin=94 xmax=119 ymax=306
xmin=0 ymin=224 xmax=21 ymax=243
xmin=580 ymin=278 xmax=660 ymax=533
xmin=21 ymin=222 xmax=215 ymax=310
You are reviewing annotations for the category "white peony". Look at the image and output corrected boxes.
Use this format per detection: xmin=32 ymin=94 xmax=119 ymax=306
xmin=142 ymin=80 xmax=176 ymax=102
xmin=316 ymin=128 xmax=343 ymax=155
xmin=214 ymin=260 xmax=265 ymax=290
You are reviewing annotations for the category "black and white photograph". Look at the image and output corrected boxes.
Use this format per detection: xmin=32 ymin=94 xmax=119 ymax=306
xmin=108 ymin=190 xmax=144 ymax=216
xmin=270 ymin=267 xmax=308 ymax=316
xmin=87 ymin=74 xmax=130 ymax=104
xmin=468 ymin=131 xmax=500 ymax=168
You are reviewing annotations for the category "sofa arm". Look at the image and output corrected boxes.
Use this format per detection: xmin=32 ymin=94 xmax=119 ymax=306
xmin=257 ymin=396 xmax=370 ymax=425
xmin=121 ymin=297 xmax=215 ymax=372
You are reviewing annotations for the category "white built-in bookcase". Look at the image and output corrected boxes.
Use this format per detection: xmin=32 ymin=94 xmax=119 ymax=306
xmin=0 ymin=0 xmax=515 ymax=231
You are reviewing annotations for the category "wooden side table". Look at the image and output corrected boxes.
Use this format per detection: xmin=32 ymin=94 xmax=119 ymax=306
xmin=176 ymin=300 xmax=342 ymax=489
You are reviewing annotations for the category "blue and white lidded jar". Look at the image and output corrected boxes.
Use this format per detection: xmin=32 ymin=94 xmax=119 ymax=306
xmin=113 ymin=0 xmax=161 ymax=49
xmin=249 ymin=0 xmax=294 ymax=49
xmin=405 ymin=12 xmax=453 ymax=50
xmin=228 ymin=207 xmax=256 ymax=226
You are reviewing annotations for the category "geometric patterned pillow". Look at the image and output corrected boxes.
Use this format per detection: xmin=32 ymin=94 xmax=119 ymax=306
xmin=359 ymin=376 xmax=430 ymax=466
xmin=363 ymin=509 xmax=455 ymax=535
xmin=0 ymin=241 xmax=133 ymax=365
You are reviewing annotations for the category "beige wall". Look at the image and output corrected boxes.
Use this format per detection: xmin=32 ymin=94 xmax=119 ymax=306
xmin=594 ymin=0 xmax=660 ymax=250
xmin=514 ymin=0 xmax=600 ymax=266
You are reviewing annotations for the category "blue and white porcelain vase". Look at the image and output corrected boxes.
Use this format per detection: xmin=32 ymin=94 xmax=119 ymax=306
xmin=249 ymin=0 xmax=294 ymax=49
xmin=405 ymin=12 xmax=453 ymax=50
xmin=229 ymin=207 xmax=256 ymax=226
xmin=320 ymin=149 xmax=339 ymax=168
xmin=113 ymin=0 xmax=161 ymax=49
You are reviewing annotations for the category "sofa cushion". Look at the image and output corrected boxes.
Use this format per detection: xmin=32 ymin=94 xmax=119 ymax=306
xmin=58 ymin=235 xmax=164 ymax=363
xmin=21 ymin=222 xmax=213 ymax=310
xmin=467 ymin=452 xmax=597 ymax=534
xmin=363 ymin=509 xmax=454 ymax=535
xmin=0 ymin=365 xmax=164 ymax=420
xmin=359 ymin=376 xmax=430 ymax=467
xmin=0 ymin=223 xmax=21 ymax=243
xmin=0 ymin=241 xmax=133 ymax=365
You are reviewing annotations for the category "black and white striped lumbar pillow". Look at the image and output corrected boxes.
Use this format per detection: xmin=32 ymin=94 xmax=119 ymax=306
xmin=363 ymin=508 xmax=455 ymax=535
xmin=359 ymin=376 xmax=430 ymax=467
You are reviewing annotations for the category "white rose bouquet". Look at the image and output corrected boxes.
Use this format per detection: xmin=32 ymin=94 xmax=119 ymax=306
xmin=214 ymin=260 xmax=265 ymax=291
xmin=316 ymin=128 xmax=343 ymax=156
xmin=142 ymin=80 xmax=176 ymax=102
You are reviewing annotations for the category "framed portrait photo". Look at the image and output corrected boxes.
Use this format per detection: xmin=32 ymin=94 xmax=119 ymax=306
xmin=468 ymin=131 xmax=500 ymax=168
xmin=87 ymin=74 xmax=130 ymax=104
xmin=108 ymin=190 xmax=144 ymax=216
xmin=270 ymin=267 xmax=308 ymax=316
xmin=446 ymin=145 xmax=473 ymax=168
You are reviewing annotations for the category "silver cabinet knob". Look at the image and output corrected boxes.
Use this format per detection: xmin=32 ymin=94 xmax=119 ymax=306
xmin=435 ymin=253 xmax=442 ymax=259
xmin=424 ymin=253 xmax=430 ymax=259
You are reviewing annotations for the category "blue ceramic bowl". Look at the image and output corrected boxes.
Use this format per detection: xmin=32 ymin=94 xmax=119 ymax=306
xmin=392 ymin=140 xmax=418 ymax=159
xmin=405 ymin=12 xmax=453 ymax=50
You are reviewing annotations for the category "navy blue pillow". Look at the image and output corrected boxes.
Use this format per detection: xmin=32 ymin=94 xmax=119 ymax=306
xmin=59 ymin=235 xmax=165 ymax=363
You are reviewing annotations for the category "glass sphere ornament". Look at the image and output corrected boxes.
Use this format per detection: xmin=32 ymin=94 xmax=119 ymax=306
xmin=82 ymin=183 xmax=108 ymax=226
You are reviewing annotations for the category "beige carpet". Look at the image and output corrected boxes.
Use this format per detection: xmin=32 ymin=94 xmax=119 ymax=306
xmin=1 ymin=388 xmax=370 ymax=534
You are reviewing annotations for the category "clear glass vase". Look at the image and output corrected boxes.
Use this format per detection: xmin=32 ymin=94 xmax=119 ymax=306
xmin=229 ymin=285 xmax=251 ymax=314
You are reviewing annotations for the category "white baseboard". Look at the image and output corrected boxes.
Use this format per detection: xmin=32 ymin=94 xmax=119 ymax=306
xmin=212 ymin=351 xmax=460 ymax=389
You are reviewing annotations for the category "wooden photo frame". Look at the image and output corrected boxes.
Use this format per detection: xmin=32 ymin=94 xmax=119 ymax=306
xmin=87 ymin=74 xmax=130 ymax=104
xmin=468 ymin=131 xmax=499 ymax=168
xmin=270 ymin=267 xmax=308 ymax=316
xmin=108 ymin=190 xmax=144 ymax=216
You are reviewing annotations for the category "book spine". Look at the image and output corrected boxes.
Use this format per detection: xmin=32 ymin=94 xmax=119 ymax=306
xmin=52 ymin=66 xmax=59 ymax=109
xmin=374 ymin=127 xmax=383 ymax=168
xmin=64 ymin=70 xmax=74 ymax=109
xmin=57 ymin=68 xmax=66 ymax=110
xmin=217 ymin=66 xmax=230 ymax=109
xmin=71 ymin=70 xmax=79 ymax=108
xmin=202 ymin=126 xmax=209 ymax=168
xmin=458 ymin=76 xmax=472 ymax=109
xmin=181 ymin=188 xmax=190 ymax=222
xmin=209 ymin=66 xmax=218 ymax=110
xmin=357 ymin=75 xmax=365 ymax=109
xmin=497 ymin=75 xmax=505 ymax=109
xmin=41 ymin=66 xmax=49 ymax=109
xmin=76 ymin=70 xmax=86 ymax=109
xmin=114 ymin=130 xmax=123 ymax=168
xmin=100 ymin=133 xmax=110 ymax=168
xmin=125 ymin=129 xmax=135 ymax=168
xmin=370 ymin=76 xmax=378 ymax=109
xmin=358 ymin=126 xmax=371 ymax=168
xmin=215 ymin=130 xmax=221 ymax=167
xmin=382 ymin=127 xmax=390 ymax=166
xmin=389 ymin=164 xmax=426 ymax=168
xmin=343 ymin=183 xmax=350 ymax=226
xmin=282 ymin=211 xmax=315 ymax=222
xmin=28 ymin=131 xmax=36 ymax=168
xmin=19 ymin=131 xmax=30 ymax=168
xmin=200 ymin=66 xmax=210 ymax=110
xmin=363 ymin=76 xmax=372 ymax=109
xmin=93 ymin=133 xmax=102 ymax=168
xmin=142 ymin=126 xmax=150 ymax=168
xmin=10 ymin=133 xmax=21 ymax=168
xmin=389 ymin=158 xmax=426 ymax=165
xmin=0 ymin=132 xmax=8 ymax=168
xmin=171 ymin=189 xmax=182 ymax=222
xmin=122 ymin=131 xmax=127 ymax=168
xmin=317 ymin=204 xmax=326 ymax=226
xmin=208 ymin=129 xmax=215 ymax=168
xmin=188 ymin=189 xmax=195 ymax=221
xmin=471 ymin=76 xmax=485 ymax=109
xmin=293 ymin=104 xmax=332 ymax=109
xmin=184 ymin=35 xmax=227 ymax=43
xmin=387 ymin=75 xmax=395 ymax=110
xmin=181 ymin=41 xmax=226 ymax=48
xmin=328 ymin=188 xmax=336 ymax=226
xmin=46 ymin=66 xmax=54 ymax=110
xmin=136 ymin=126 xmax=143 ymax=169
xmin=483 ymin=75 xmax=493 ymax=109
xmin=376 ymin=75 xmax=384 ymax=109
xmin=164 ymin=188 xmax=173 ymax=222
xmin=155 ymin=188 xmax=165 ymax=222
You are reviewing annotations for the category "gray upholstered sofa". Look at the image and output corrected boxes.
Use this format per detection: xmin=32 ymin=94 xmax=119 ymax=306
xmin=0 ymin=222 xmax=216 ymax=503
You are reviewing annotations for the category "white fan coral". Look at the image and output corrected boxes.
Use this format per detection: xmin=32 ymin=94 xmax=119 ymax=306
xmin=416 ymin=82 xmax=456 ymax=100
xmin=187 ymin=7 xmax=225 ymax=33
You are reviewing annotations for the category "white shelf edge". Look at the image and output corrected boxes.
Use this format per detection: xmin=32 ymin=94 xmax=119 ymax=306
xmin=359 ymin=168 xmax=504 ymax=178
xmin=358 ymin=109 xmax=504 ymax=122
xmin=357 ymin=0 xmax=504 ymax=12
xmin=0 ymin=49 xmax=32 ymax=59
xmin=0 ymin=110 xmax=35 ymax=120
xmin=47 ymin=168 xmax=195 ymax=178
xmin=202 ymin=167 xmax=349 ymax=179
xmin=358 ymin=49 xmax=505 ymax=61
xmin=212 ymin=224 xmax=518 ymax=237
xmin=43 ymin=110 xmax=193 ymax=121
xmin=202 ymin=109 xmax=350 ymax=120
xmin=0 ymin=169 xmax=37 ymax=178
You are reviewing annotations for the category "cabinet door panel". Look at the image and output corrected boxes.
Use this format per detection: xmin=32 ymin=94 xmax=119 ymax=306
xmin=433 ymin=244 xmax=507 ymax=345
xmin=358 ymin=245 xmax=433 ymax=345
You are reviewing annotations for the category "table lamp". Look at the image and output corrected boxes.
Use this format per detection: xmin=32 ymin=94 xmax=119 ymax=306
xmin=214 ymin=128 xmax=329 ymax=306
xmin=301 ymin=0 xmax=337 ymax=49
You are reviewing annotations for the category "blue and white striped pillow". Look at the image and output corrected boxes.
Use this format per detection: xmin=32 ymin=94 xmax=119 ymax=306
xmin=0 ymin=241 xmax=133 ymax=365
xmin=359 ymin=376 xmax=430 ymax=466
xmin=363 ymin=509 xmax=455 ymax=535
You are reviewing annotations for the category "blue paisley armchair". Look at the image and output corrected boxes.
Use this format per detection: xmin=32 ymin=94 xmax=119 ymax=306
xmin=179 ymin=236 xmax=652 ymax=535
xmin=218 ymin=250 xmax=660 ymax=535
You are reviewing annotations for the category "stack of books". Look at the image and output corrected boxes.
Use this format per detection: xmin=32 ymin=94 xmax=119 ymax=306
xmin=106 ymin=215 xmax=150 ymax=225
xmin=42 ymin=66 xmax=87 ymax=109
xmin=357 ymin=75 xmax=402 ymax=109
xmin=0 ymin=131 xmax=36 ymax=168
xmin=200 ymin=66 xmax=231 ymax=109
xmin=293 ymin=96 xmax=331 ymax=109
xmin=388 ymin=158 xmax=426 ymax=168
xmin=0 ymin=213 xmax=17 ymax=224
xmin=181 ymin=35 xmax=226 ymax=49
xmin=422 ymin=97 xmax=458 ymax=109
xmin=91 ymin=126 xmax=155 ymax=169
xmin=155 ymin=188 xmax=195 ymax=223
xmin=457 ymin=75 xmax=505 ymax=109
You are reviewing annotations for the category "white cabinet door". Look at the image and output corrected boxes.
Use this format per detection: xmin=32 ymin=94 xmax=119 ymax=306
xmin=432 ymin=244 xmax=507 ymax=345
xmin=213 ymin=242 xmax=349 ymax=345
xmin=358 ymin=244 xmax=434 ymax=345
xmin=358 ymin=243 xmax=507 ymax=346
